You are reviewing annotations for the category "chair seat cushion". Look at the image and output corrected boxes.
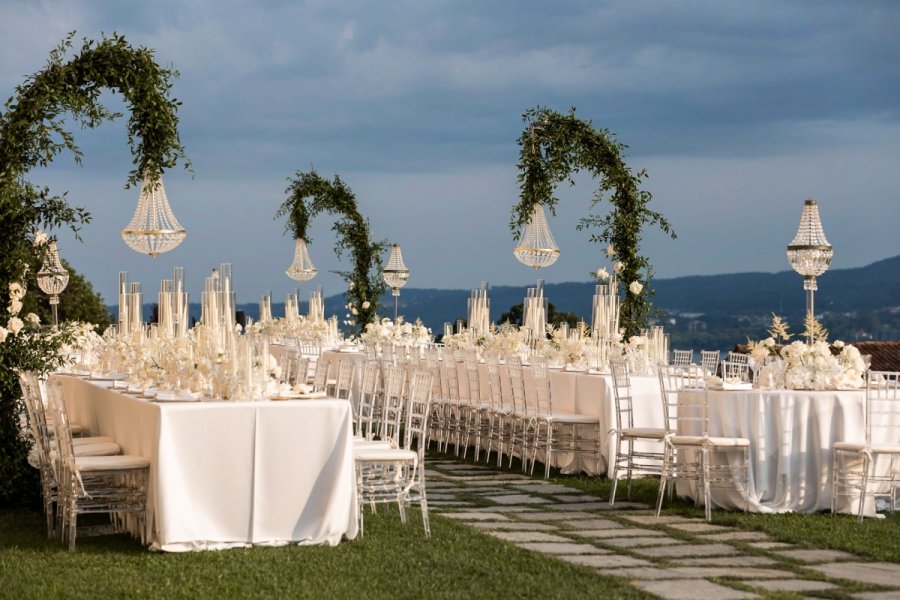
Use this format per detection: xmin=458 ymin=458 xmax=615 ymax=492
xmin=834 ymin=441 xmax=900 ymax=454
xmin=75 ymin=454 xmax=150 ymax=471
xmin=72 ymin=436 xmax=115 ymax=446
xmin=548 ymin=413 xmax=600 ymax=425
xmin=353 ymin=439 xmax=395 ymax=451
xmin=354 ymin=448 xmax=417 ymax=463
xmin=670 ymin=435 xmax=750 ymax=447
xmin=621 ymin=427 xmax=668 ymax=439
xmin=73 ymin=441 xmax=121 ymax=457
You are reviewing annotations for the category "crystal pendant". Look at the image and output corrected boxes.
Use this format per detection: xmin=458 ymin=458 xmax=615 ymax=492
xmin=286 ymin=238 xmax=317 ymax=282
xmin=382 ymin=244 xmax=410 ymax=292
xmin=121 ymin=174 xmax=186 ymax=257
xmin=36 ymin=241 xmax=70 ymax=298
xmin=787 ymin=198 xmax=832 ymax=291
xmin=514 ymin=204 xmax=560 ymax=269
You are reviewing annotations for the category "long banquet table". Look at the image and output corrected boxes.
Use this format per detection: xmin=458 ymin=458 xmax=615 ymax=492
xmin=56 ymin=375 xmax=359 ymax=551
xmin=679 ymin=387 xmax=881 ymax=515
xmin=320 ymin=350 xmax=663 ymax=475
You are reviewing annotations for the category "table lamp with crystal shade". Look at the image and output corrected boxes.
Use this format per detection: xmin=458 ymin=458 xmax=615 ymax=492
xmin=383 ymin=244 xmax=409 ymax=321
xmin=787 ymin=198 xmax=832 ymax=324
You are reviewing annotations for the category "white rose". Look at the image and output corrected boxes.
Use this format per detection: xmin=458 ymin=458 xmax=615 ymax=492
xmin=362 ymin=301 xmax=371 ymax=309
xmin=8 ymin=282 xmax=25 ymax=300
xmin=8 ymin=300 xmax=22 ymax=315
xmin=606 ymin=244 xmax=615 ymax=257
xmin=595 ymin=268 xmax=609 ymax=281
xmin=26 ymin=313 xmax=40 ymax=325
xmin=33 ymin=231 xmax=49 ymax=247
xmin=833 ymin=340 xmax=845 ymax=349
xmin=351 ymin=307 xmax=358 ymax=315
xmin=629 ymin=281 xmax=643 ymax=295
xmin=0 ymin=327 xmax=7 ymax=343
xmin=7 ymin=317 xmax=24 ymax=335
xmin=614 ymin=261 xmax=624 ymax=273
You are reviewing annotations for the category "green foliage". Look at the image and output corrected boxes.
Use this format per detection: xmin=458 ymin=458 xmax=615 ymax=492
xmin=276 ymin=169 xmax=388 ymax=331
xmin=510 ymin=106 xmax=675 ymax=337
xmin=0 ymin=32 xmax=188 ymax=507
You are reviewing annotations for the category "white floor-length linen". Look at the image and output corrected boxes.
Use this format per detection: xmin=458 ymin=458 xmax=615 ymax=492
xmin=679 ymin=388 xmax=873 ymax=515
xmin=55 ymin=375 xmax=358 ymax=551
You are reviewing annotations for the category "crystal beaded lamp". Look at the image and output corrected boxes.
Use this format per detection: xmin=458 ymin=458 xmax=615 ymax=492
xmin=383 ymin=243 xmax=409 ymax=321
xmin=286 ymin=238 xmax=318 ymax=282
xmin=787 ymin=198 xmax=832 ymax=322
xmin=36 ymin=241 xmax=70 ymax=329
xmin=514 ymin=204 xmax=560 ymax=269
xmin=121 ymin=173 xmax=186 ymax=257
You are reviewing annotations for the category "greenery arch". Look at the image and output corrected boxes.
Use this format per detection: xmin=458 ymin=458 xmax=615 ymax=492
xmin=510 ymin=106 xmax=676 ymax=337
xmin=0 ymin=33 xmax=189 ymax=506
xmin=276 ymin=169 xmax=387 ymax=331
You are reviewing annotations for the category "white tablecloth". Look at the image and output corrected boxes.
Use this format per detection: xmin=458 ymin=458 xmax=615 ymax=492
xmin=680 ymin=388 xmax=874 ymax=514
xmin=56 ymin=375 xmax=358 ymax=551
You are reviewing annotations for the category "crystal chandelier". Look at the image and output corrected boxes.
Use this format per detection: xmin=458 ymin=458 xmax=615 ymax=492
xmin=514 ymin=204 xmax=560 ymax=269
xmin=121 ymin=173 xmax=186 ymax=257
xmin=786 ymin=198 xmax=832 ymax=323
xmin=383 ymin=243 xmax=409 ymax=321
xmin=36 ymin=241 xmax=70 ymax=329
xmin=286 ymin=238 xmax=317 ymax=282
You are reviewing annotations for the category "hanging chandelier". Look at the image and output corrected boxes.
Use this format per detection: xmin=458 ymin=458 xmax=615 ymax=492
xmin=36 ymin=240 xmax=70 ymax=329
xmin=786 ymin=198 xmax=832 ymax=321
xmin=514 ymin=203 xmax=560 ymax=269
xmin=286 ymin=238 xmax=318 ymax=282
xmin=383 ymin=243 xmax=410 ymax=321
xmin=121 ymin=173 xmax=186 ymax=257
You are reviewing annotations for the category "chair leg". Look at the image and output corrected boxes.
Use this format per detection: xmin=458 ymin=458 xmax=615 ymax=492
xmin=656 ymin=445 xmax=671 ymax=517
xmin=702 ymin=446 xmax=712 ymax=523
xmin=857 ymin=453 xmax=871 ymax=523
xmin=420 ymin=495 xmax=431 ymax=538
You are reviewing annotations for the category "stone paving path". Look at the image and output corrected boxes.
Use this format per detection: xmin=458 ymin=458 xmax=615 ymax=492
xmin=426 ymin=460 xmax=900 ymax=600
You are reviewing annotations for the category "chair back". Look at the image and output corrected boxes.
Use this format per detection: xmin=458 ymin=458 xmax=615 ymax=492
xmin=381 ymin=343 xmax=396 ymax=366
xmin=721 ymin=360 xmax=752 ymax=384
xmin=462 ymin=350 xmax=482 ymax=406
xmin=311 ymin=357 xmax=331 ymax=392
xmin=279 ymin=349 xmax=309 ymax=387
xmin=333 ymin=361 xmax=355 ymax=401
xmin=298 ymin=338 xmax=320 ymax=358
xmin=609 ymin=360 xmax=635 ymax=431
xmin=356 ymin=362 xmax=381 ymax=439
xmin=484 ymin=353 xmax=504 ymax=411
xmin=17 ymin=371 xmax=52 ymax=467
xmin=379 ymin=365 xmax=407 ymax=444
xmin=671 ymin=349 xmax=694 ymax=366
xmin=700 ymin=350 xmax=720 ymax=376
xmin=658 ymin=364 xmax=707 ymax=435
xmin=866 ymin=370 xmax=900 ymax=446
xmin=43 ymin=378 xmax=78 ymax=493
xmin=727 ymin=351 xmax=750 ymax=365
xmin=403 ymin=370 xmax=434 ymax=453
xmin=530 ymin=355 xmax=552 ymax=415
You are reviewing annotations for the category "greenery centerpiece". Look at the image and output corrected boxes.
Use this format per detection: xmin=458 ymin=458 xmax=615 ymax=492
xmin=510 ymin=106 xmax=675 ymax=338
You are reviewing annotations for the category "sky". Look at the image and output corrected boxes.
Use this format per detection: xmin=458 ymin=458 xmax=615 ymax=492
xmin=1 ymin=0 xmax=898 ymax=306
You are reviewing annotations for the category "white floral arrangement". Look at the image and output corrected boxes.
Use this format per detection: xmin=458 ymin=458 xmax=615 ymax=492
xmin=540 ymin=323 xmax=590 ymax=368
xmin=250 ymin=315 xmax=334 ymax=343
xmin=620 ymin=333 xmax=654 ymax=375
xmin=779 ymin=339 xmax=865 ymax=390
xmin=359 ymin=316 xmax=431 ymax=349
xmin=481 ymin=322 xmax=530 ymax=359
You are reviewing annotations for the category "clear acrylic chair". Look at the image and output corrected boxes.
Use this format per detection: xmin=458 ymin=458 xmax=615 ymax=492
xmin=310 ymin=357 xmax=331 ymax=393
xmin=354 ymin=362 xmax=382 ymax=440
xmin=439 ymin=352 xmax=464 ymax=455
xmin=726 ymin=351 xmax=750 ymax=365
xmin=530 ymin=356 xmax=601 ymax=478
xmin=656 ymin=364 xmax=750 ymax=522
xmin=671 ymin=349 xmax=694 ymax=366
xmin=355 ymin=371 xmax=434 ymax=537
xmin=332 ymin=361 xmax=355 ymax=401
xmin=608 ymin=360 xmax=666 ymax=505
xmin=481 ymin=353 xmax=509 ymax=467
xmin=700 ymin=350 xmax=720 ymax=376
xmin=460 ymin=350 xmax=489 ymax=460
xmin=45 ymin=379 xmax=150 ymax=550
xmin=506 ymin=355 xmax=534 ymax=471
xmin=721 ymin=360 xmax=753 ymax=384
xmin=832 ymin=370 xmax=900 ymax=522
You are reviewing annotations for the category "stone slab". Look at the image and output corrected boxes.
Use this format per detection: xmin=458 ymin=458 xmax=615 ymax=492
xmin=633 ymin=543 xmax=740 ymax=558
xmin=747 ymin=541 xmax=794 ymax=550
xmin=595 ymin=568 xmax=685 ymax=581
xmin=576 ymin=527 xmax=667 ymax=539
xmin=672 ymin=556 xmax=778 ymax=567
xmin=462 ymin=506 xmax=539 ymax=513
xmin=484 ymin=494 xmax=551 ymax=505
xmin=435 ymin=464 xmax=491 ymax=471
xmin=486 ymin=531 xmax=572 ymax=543
xmin=775 ymin=549 xmax=857 ymax=563
xmin=517 ymin=511 xmax=596 ymax=521
xmin=471 ymin=522 xmax=558 ymax=531
xmin=853 ymin=593 xmax=900 ymax=599
xmin=622 ymin=515 xmax=695 ymax=525
xmin=441 ymin=512 xmax=510 ymax=521
xmin=427 ymin=493 xmax=462 ymax=501
xmin=559 ymin=554 xmax=654 ymax=569
xmin=599 ymin=536 xmax=684 ymax=548
xmin=557 ymin=519 xmax=622 ymax=530
xmin=633 ymin=579 xmax=753 ymax=600
xmin=518 ymin=542 xmax=609 ymax=555
xmin=549 ymin=502 xmax=622 ymax=511
xmin=667 ymin=522 xmax=731 ymax=534
xmin=510 ymin=483 xmax=581 ymax=495
xmin=702 ymin=531 xmax=771 ymax=542
xmin=664 ymin=567 xmax=792 ymax=580
xmin=749 ymin=579 xmax=838 ymax=592
xmin=428 ymin=501 xmax=474 ymax=507
xmin=551 ymin=494 xmax=606 ymax=503
xmin=808 ymin=562 xmax=900 ymax=587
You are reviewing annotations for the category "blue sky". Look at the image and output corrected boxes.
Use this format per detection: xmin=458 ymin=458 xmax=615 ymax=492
xmin=1 ymin=0 xmax=898 ymax=305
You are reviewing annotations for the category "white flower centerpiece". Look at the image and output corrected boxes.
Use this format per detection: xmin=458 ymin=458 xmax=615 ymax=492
xmin=359 ymin=316 xmax=431 ymax=351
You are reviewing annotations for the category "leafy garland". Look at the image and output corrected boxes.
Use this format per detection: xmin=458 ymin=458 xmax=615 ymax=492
xmin=510 ymin=106 xmax=675 ymax=337
xmin=276 ymin=169 xmax=387 ymax=332
xmin=0 ymin=33 xmax=188 ymax=507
